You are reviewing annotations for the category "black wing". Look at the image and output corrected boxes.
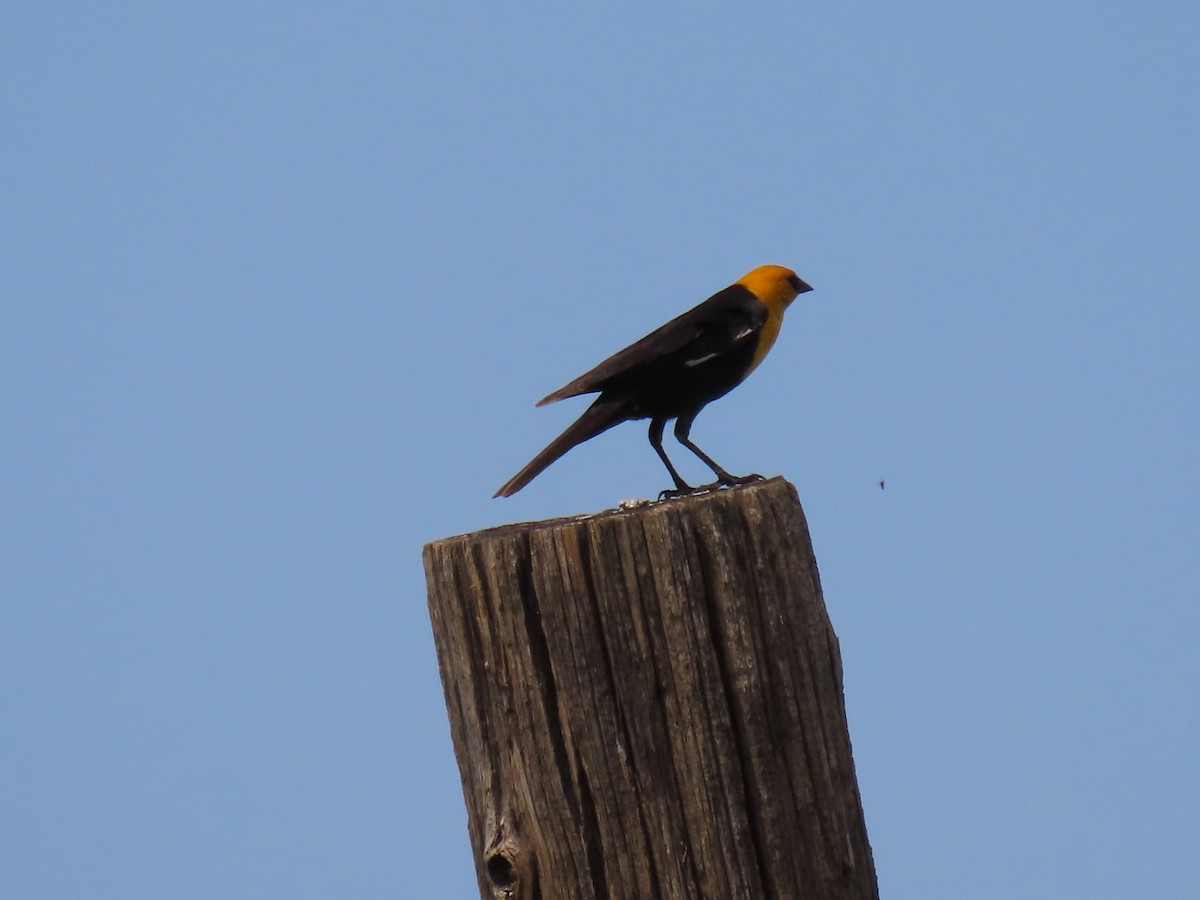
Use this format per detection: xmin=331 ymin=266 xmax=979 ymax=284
xmin=538 ymin=285 xmax=766 ymax=405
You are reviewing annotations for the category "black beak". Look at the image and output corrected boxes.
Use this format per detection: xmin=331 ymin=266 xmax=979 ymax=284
xmin=788 ymin=273 xmax=814 ymax=294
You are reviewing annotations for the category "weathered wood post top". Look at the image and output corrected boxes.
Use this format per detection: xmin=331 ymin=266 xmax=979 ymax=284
xmin=423 ymin=477 xmax=877 ymax=900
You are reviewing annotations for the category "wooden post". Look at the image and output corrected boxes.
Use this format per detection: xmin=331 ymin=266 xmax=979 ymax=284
xmin=423 ymin=477 xmax=877 ymax=900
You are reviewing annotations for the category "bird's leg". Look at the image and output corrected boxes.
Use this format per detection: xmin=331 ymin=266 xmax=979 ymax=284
xmin=650 ymin=417 xmax=697 ymax=499
xmin=674 ymin=412 xmax=763 ymax=489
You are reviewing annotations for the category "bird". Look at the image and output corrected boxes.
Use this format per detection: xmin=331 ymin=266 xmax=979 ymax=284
xmin=494 ymin=264 xmax=813 ymax=499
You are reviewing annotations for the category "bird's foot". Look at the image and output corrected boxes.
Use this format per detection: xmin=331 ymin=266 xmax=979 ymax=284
xmin=714 ymin=472 xmax=765 ymax=488
xmin=658 ymin=473 xmax=765 ymax=500
xmin=658 ymin=483 xmax=702 ymax=500
xmin=659 ymin=473 xmax=765 ymax=499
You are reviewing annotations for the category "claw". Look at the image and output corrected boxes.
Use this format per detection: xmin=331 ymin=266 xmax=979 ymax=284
xmin=658 ymin=485 xmax=700 ymax=500
xmin=718 ymin=473 xmax=764 ymax=487
xmin=659 ymin=473 xmax=764 ymax=500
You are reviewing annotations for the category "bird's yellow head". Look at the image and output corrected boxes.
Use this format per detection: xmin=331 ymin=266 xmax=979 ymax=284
xmin=737 ymin=265 xmax=813 ymax=313
xmin=736 ymin=265 xmax=813 ymax=376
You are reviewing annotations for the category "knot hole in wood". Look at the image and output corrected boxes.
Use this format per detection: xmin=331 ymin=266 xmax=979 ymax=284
xmin=486 ymin=850 xmax=516 ymax=888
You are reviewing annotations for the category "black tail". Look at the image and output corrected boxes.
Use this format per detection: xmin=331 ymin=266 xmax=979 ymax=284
xmin=494 ymin=396 xmax=628 ymax=497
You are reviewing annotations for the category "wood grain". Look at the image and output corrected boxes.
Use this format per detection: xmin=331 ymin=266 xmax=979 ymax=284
xmin=424 ymin=477 xmax=877 ymax=900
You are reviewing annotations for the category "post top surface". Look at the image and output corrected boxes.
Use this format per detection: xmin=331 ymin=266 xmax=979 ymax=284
xmin=424 ymin=476 xmax=798 ymax=552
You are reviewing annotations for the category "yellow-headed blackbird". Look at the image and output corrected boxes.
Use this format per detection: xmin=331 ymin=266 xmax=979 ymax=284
xmin=494 ymin=264 xmax=812 ymax=498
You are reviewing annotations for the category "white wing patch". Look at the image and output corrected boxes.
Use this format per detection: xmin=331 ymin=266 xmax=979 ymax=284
xmin=684 ymin=351 xmax=720 ymax=368
xmin=684 ymin=324 xmax=756 ymax=368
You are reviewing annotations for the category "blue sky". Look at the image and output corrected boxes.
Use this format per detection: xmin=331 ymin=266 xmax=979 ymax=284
xmin=3 ymin=3 xmax=1197 ymax=897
